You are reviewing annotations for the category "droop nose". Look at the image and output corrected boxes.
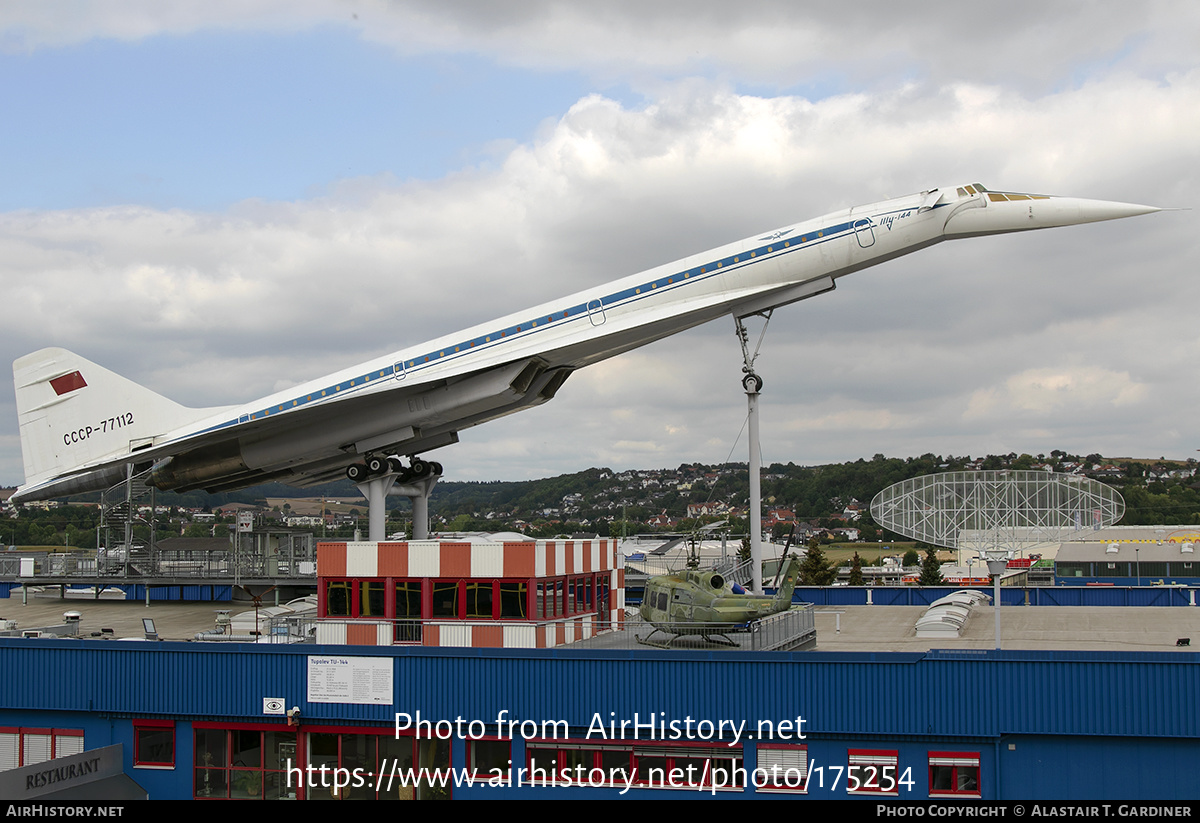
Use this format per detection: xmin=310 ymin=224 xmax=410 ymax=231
xmin=943 ymin=190 xmax=1161 ymax=237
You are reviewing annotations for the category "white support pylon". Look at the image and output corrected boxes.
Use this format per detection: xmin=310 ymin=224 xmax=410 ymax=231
xmin=735 ymin=314 xmax=770 ymax=595
xmin=354 ymin=463 xmax=440 ymax=541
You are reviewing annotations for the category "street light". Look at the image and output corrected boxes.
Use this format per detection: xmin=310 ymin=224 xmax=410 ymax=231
xmin=980 ymin=546 xmax=1010 ymax=650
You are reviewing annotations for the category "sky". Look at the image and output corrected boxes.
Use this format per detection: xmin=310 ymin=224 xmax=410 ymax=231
xmin=1 ymin=1 xmax=1198 ymax=490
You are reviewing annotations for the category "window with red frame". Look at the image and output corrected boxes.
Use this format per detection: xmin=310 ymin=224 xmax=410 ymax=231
xmin=756 ymin=744 xmax=808 ymax=793
xmin=325 ymin=576 xmax=591 ymax=621
xmin=192 ymin=723 xmax=451 ymax=800
xmin=526 ymin=739 xmax=743 ymax=790
xmin=193 ymin=725 xmax=298 ymax=800
xmin=324 ymin=579 xmax=352 ymax=617
xmin=305 ymin=727 xmax=449 ymax=800
xmin=359 ymin=580 xmax=386 ymax=616
xmin=434 ymin=579 xmax=534 ymax=620
xmin=431 ymin=579 xmax=460 ymax=617
xmin=533 ymin=575 xmax=600 ymax=620
xmin=847 ymin=748 xmax=899 ymax=795
xmin=0 ymin=727 xmax=83 ymax=771
xmin=469 ymin=738 xmax=511 ymax=779
xmin=323 ymin=578 xmax=393 ymax=618
xmin=133 ymin=719 xmax=175 ymax=768
xmin=928 ymin=751 xmax=980 ymax=797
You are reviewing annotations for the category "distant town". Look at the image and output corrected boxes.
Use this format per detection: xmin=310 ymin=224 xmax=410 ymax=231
xmin=2 ymin=450 xmax=1196 ymax=549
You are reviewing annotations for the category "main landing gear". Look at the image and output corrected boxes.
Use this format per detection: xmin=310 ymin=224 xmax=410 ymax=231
xmin=345 ymin=456 xmax=442 ymax=484
xmin=345 ymin=455 xmax=443 ymax=542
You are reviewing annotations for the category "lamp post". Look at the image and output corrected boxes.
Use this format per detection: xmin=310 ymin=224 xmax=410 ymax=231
xmin=981 ymin=546 xmax=1010 ymax=650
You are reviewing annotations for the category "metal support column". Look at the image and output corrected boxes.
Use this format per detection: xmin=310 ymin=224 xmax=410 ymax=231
xmin=353 ymin=474 xmax=399 ymax=543
xmin=735 ymin=313 xmax=770 ymax=595
xmin=354 ymin=470 xmax=440 ymax=542
xmin=746 ymin=375 xmax=763 ymax=594
xmin=398 ymin=476 xmax=440 ymax=540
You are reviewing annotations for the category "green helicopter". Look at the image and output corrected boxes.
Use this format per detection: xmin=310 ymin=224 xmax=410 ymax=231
xmin=635 ymin=552 xmax=801 ymax=648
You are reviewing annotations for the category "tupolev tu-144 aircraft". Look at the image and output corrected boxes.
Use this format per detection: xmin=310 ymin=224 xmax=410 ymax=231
xmin=12 ymin=182 xmax=1161 ymax=503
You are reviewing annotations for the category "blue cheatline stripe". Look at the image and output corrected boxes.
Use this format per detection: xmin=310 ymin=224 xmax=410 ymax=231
xmin=197 ymin=217 xmax=863 ymax=437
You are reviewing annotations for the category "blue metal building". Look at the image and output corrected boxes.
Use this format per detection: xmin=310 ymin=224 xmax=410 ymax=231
xmin=1 ymin=638 xmax=1197 ymax=800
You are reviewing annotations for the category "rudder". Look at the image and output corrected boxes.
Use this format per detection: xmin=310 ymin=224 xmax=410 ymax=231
xmin=13 ymin=347 xmax=213 ymax=490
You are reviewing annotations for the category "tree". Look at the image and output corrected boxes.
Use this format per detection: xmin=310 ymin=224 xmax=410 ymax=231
xmin=902 ymin=548 xmax=920 ymax=568
xmin=848 ymin=551 xmax=865 ymax=586
xmin=918 ymin=548 xmax=944 ymax=586
xmin=798 ymin=537 xmax=837 ymax=586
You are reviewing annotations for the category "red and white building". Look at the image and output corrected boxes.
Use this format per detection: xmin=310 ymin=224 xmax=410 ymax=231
xmin=315 ymin=537 xmax=624 ymax=649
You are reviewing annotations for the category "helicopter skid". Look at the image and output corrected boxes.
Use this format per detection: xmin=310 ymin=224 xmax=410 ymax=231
xmin=635 ymin=627 xmax=739 ymax=649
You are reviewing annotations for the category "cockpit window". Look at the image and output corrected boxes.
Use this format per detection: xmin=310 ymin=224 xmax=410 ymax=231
xmin=956 ymin=183 xmax=991 ymax=198
xmin=957 ymin=182 xmax=1032 ymax=200
xmin=987 ymin=191 xmax=1050 ymax=202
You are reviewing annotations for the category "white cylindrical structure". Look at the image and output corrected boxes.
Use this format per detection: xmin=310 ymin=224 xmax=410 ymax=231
xmin=355 ymin=475 xmax=398 ymax=543
xmin=412 ymin=491 xmax=430 ymax=540
xmin=747 ymin=381 xmax=762 ymax=594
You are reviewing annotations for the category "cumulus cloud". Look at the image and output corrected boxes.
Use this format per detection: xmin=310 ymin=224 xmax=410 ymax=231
xmin=965 ymin=366 xmax=1148 ymax=418
xmin=1 ymin=6 xmax=1198 ymax=486
xmin=7 ymin=2 xmax=1199 ymax=95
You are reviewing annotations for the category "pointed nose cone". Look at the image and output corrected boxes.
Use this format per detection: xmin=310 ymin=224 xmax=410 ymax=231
xmin=1048 ymin=197 xmax=1162 ymax=226
xmin=943 ymin=193 xmax=1163 ymax=238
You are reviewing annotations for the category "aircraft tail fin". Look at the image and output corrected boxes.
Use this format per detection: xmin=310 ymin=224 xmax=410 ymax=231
xmin=13 ymin=347 xmax=219 ymax=494
xmin=773 ymin=554 xmax=802 ymax=605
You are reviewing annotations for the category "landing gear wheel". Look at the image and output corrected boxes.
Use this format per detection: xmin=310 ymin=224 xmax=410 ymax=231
xmin=390 ymin=457 xmax=413 ymax=483
xmin=365 ymin=455 xmax=387 ymax=475
xmin=346 ymin=463 xmax=367 ymax=483
xmin=430 ymin=462 xmax=443 ymax=476
xmin=409 ymin=458 xmax=430 ymax=478
xmin=742 ymin=373 xmax=763 ymax=393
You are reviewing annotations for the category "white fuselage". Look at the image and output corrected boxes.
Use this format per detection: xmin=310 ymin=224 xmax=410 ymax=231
xmin=12 ymin=183 xmax=1161 ymax=499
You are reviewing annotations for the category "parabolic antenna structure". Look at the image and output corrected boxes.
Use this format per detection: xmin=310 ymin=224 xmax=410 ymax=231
xmin=870 ymin=471 xmax=1125 ymax=556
